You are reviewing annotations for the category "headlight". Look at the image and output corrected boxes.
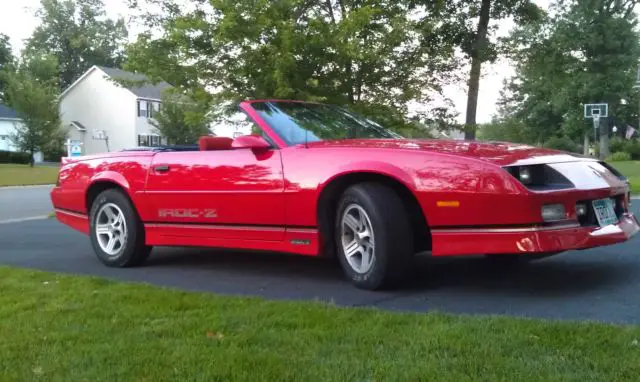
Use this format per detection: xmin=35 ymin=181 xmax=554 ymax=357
xmin=503 ymin=164 xmax=574 ymax=191
xmin=542 ymin=204 xmax=566 ymax=222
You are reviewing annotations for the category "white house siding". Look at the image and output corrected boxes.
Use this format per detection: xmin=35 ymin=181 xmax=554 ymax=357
xmin=60 ymin=68 xmax=138 ymax=155
xmin=0 ymin=120 xmax=18 ymax=151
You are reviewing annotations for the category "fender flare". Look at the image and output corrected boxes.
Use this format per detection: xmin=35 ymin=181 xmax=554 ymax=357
xmin=317 ymin=160 xmax=418 ymax=195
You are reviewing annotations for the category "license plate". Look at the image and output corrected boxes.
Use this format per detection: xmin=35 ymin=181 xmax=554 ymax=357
xmin=592 ymin=198 xmax=619 ymax=227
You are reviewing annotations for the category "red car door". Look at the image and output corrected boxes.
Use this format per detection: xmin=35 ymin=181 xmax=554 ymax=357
xmin=144 ymin=145 xmax=285 ymax=241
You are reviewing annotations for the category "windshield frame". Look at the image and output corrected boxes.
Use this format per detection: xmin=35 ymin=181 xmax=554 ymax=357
xmin=239 ymin=100 xmax=403 ymax=148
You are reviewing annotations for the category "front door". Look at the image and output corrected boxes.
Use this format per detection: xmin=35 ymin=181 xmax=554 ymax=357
xmin=145 ymin=147 xmax=285 ymax=241
xmin=144 ymin=110 xmax=285 ymax=241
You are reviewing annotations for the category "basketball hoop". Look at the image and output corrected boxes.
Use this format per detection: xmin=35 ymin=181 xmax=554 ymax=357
xmin=584 ymin=103 xmax=608 ymax=145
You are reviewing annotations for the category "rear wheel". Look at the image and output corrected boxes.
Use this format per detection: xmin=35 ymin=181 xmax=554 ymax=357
xmin=335 ymin=183 xmax=414 ymax=290
xmin=89 ymin=188 xmax=152 ymax=267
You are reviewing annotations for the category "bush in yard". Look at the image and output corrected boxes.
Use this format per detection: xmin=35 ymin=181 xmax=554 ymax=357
xmin=0 ymin=150 xmax=31 ymax=164
xmin=607 ymin=151 xmax=632 ymax=162
xmin=623 ymin=139 xmax=640 ymax=160
xmin=544 ymin=136 xmax=580 ymax=153
xmin=610 ymin=137 xmax=626 ymax=154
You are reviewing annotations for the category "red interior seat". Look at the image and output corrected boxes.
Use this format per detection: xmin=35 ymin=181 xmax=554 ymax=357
xmin=198 ymin=136 xmax=233 ymax=151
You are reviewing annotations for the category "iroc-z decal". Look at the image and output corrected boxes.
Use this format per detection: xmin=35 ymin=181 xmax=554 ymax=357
xmin=158 ymin=208 xmax=218 ymax=219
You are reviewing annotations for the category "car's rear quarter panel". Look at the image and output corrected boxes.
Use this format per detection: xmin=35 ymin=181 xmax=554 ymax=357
xmin=51 ymin=152 xmax=154 ymax=218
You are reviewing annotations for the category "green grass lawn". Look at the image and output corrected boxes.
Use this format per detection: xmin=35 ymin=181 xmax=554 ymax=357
xmin=1 ymin=266 xmax=640 ymax=381
xmin=0 ymin=164 xmax=59 ymax=187
xmin=608 ymin=161 xmax=640 ymax=194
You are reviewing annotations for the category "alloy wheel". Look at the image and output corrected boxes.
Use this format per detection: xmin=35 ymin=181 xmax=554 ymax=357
xmin=95 ymin=203 xmax=128 ymax=256
xmin=340 ymin=204 xmax=376 ymax=274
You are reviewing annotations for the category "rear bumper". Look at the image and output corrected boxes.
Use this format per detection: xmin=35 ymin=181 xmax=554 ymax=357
xmin=431 ymin=213 xmax=639 ymax=256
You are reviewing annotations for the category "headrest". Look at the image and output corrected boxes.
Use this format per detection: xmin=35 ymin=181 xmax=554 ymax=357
xmin=198 ymin=136 xmax=233 ymax=151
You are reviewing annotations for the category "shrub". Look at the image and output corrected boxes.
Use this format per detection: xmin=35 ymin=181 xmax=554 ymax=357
xmin=543 ymin=136 xmax=580 ymax=153
xmin=607 ymin=151 xmax=632 ymax=162
xmin=623 ymin=139 xmax=640 ymax=160
xmin=0 ymin=150 xmax=31 ymax=164
xmin=610 ymin=137 xmax=626 ymax=154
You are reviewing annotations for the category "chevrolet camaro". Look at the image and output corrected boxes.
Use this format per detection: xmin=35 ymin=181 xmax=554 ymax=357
xmin=50 ymin=100 xmax=639 ymax=290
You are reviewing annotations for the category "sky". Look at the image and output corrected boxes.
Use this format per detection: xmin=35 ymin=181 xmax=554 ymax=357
xmin=0 ymin=0 xmax=550 ymax=124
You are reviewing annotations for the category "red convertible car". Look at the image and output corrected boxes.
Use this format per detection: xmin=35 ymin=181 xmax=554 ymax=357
xmin=51 ymin=100 xmax=639 ymax=290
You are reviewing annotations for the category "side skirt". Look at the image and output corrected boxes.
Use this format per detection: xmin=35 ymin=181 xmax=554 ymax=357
xmin=144 ymin=223 xmax=320 ymax=256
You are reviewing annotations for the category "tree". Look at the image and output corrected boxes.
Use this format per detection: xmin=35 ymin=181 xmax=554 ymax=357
xmin=439 ymin=0 xmax=542 ymax=140
xmin=2 ymin=54 xmax=63 ymax=166
xmin=124 ymin=0 xmax=461 ymax=132
xmin=0 ymin=33 xmax=14 ymax=102
xmin=25 ymin=0 xmax=128 ymax=90
xmin=150 ymin=90 xmax=212 ymax=145
xmin=499 ymin=0 xmax=640 ymax=158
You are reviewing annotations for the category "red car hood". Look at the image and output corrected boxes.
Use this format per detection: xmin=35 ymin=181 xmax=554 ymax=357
xmin=304 ymin=139 xmax=595 ymax=167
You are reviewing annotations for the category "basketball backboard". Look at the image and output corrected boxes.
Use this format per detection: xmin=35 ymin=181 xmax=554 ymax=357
xmin=584 ymin=103 xmax=608 ymax=119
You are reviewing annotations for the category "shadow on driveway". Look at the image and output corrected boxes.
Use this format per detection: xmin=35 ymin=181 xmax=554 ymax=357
xmin=145 ymin=246 xmax=635 ymax=299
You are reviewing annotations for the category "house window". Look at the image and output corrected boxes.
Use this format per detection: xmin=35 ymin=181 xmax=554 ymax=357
xmin=0 ymin=135 xmax=7 ymax=141
xmin=149 ymin=102 xmax=160 ymax=118
xmin=137 ymin=100 xmax=150 ymax=117
xmin=137 ymin=100 xmax=161 ymax=118
xmin=138 ymin=134 xmax=162 ymax=147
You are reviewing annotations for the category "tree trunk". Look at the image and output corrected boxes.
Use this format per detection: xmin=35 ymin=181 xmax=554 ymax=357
xmin=583 ymin=132 xmax=590 ymax=156
xmin=29 ymin=149 xmax=34 ymax=168
xmin=464 ymin=0 xmax=492 ymax=141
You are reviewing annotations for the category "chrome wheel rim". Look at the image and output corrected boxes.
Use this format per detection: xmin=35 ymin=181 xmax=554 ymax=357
xmin=95 ymin=203 xmax=127 ymax=256
xmin=341 ymin=204 xmax=375 ymax=274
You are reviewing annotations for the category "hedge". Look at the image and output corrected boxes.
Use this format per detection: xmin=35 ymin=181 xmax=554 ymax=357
xmin=0 ymin=150 xmax=32 ymax=164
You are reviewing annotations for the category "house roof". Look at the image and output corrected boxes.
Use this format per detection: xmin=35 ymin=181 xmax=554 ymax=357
xmin=0 ymin=104 xmax=19 ymax=120
xmin=71 ymin=121 xmax=87 ymax=131
xmin=60 ymin=65 xmax=173 ymax=100
xmin=97 ymin=66 xmax=172 ymax=99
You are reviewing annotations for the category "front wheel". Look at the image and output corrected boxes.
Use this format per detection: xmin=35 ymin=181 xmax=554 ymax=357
xmin=335 ymin=183 xmax=414 ymax=290
xmin=89 ymin=188 xmax=152 ymax=267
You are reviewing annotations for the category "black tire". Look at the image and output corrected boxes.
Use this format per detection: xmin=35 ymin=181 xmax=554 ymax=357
xmin=88 ymin=188 xmax=152 ymax=267
xmin=334 ymin=182 xmax=414 ymax=290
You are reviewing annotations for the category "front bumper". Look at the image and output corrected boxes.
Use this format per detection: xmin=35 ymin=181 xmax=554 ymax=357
xmin=430 ymin=213 xmax=639 ymax=256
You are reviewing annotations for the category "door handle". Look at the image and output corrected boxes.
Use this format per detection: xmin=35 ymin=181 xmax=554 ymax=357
xmin=154 ymin=165 xmax=170 ymax=173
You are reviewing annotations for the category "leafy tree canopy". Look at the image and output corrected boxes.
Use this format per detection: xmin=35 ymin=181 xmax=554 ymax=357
xmin=150 ymin=89 xmax=213 ymax=145
xmin=0 ymin=34 xmax=14 ymax=102
xmin=124 ymin=0 xmax=463 ymax=132
xmin=497 ymin=0 xmax=640 ymax=157
xmin=1 ymin=54 xmax=63 ymax=166
xmin=25 ymin=0 xmax=129 ymax=90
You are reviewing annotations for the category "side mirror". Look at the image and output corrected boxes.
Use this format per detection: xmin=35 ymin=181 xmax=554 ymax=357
xmin=231 ymin=135 xmax=271 ymax=151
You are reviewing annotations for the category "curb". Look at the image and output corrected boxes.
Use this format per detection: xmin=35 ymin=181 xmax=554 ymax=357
xmin=0 ymin=184 xmax=55 ymax=190
xmin=0 ymin=215 xmax=51 ymax=225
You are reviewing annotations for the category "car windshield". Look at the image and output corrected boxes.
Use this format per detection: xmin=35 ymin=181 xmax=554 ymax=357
xmin=249 ymin=101 xmax=403 ymax=146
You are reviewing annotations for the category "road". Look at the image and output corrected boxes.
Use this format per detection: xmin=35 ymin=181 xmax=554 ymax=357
xmin=0 ymin=201 xmax=639 ymax=324
xmin=0 ymin=185 xmax=54 ymax=221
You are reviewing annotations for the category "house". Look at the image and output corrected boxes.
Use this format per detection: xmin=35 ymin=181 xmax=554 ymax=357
xmin=59 ymin=66 xmax=172 ymax=156
xmin=0 ymin=104 xmax=20 ymax=152
xmin=0 ymin=104 xmax=43 ymax=162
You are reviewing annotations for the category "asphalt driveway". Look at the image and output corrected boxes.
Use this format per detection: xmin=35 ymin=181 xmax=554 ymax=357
xmin=0 ymin=185 xmax=54 ymax=221
xmin=1 ymin=202 xmax=639 ymax=324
